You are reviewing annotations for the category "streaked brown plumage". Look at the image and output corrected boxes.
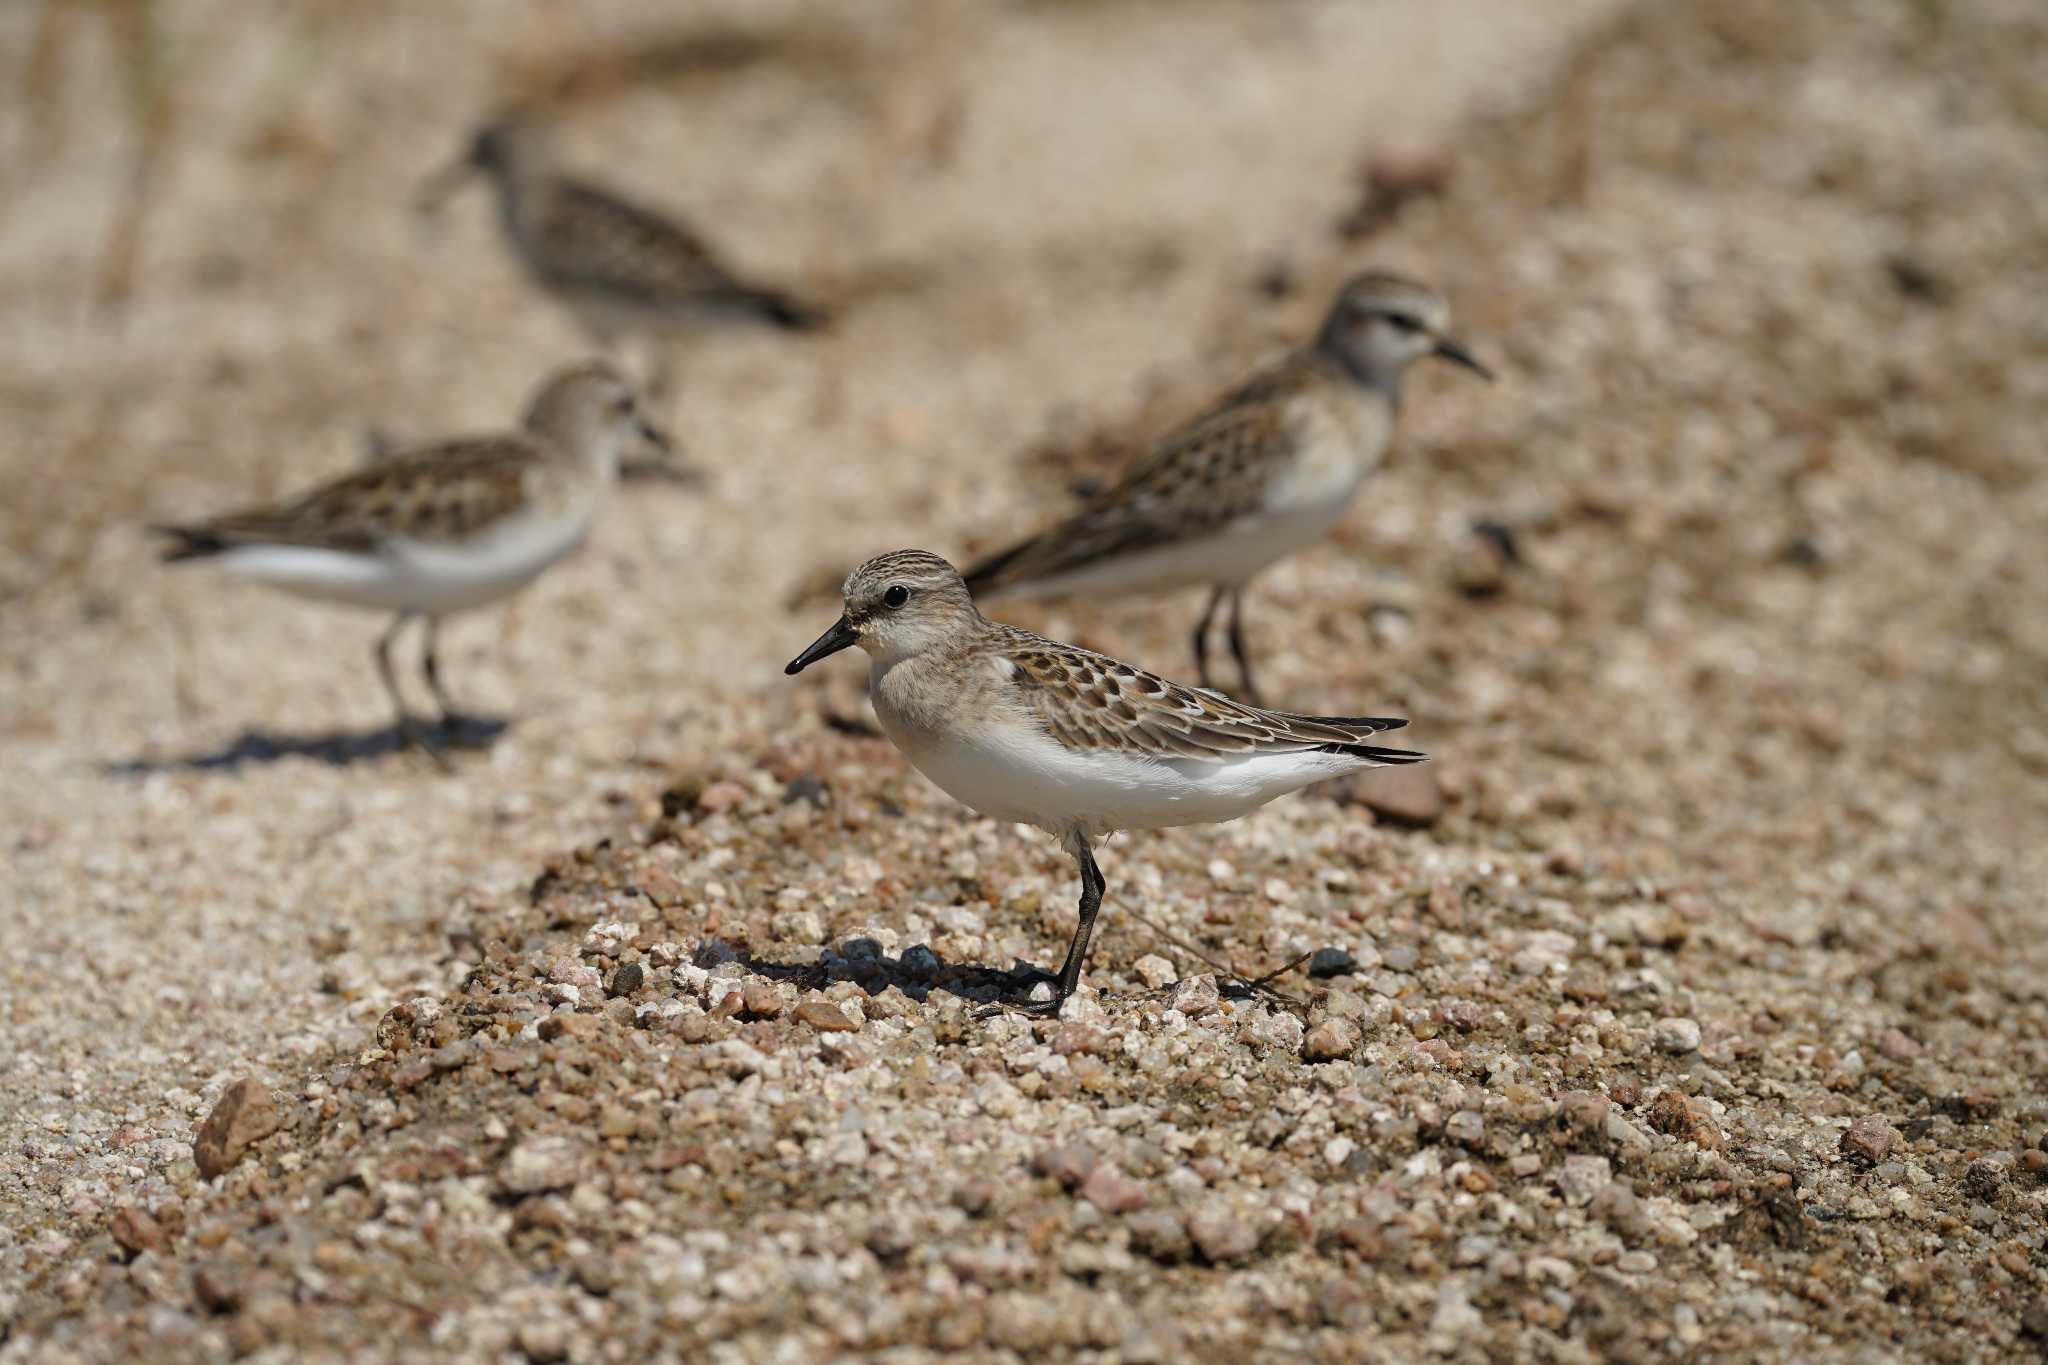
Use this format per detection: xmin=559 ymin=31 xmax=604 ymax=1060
xmin=965 ymin=272 xmax=1491 ymax=701
xmin=786 ymin=550 xmax=1423 ymax=1016
xmin=418 ymin=116 xmax=825 ymax=399
xmin=155 ymin=362 xmax=668 ymax=760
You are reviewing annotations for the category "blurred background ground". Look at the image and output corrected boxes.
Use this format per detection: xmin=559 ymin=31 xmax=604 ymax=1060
xmin=2 ymin=0 xmax=2045 ymax=1360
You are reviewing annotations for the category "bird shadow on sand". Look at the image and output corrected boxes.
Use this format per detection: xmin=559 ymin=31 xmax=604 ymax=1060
xmin=723 ymin=938 xmax=1273 ymax=1015
xmin=103 ymin=715 xmax=510 ymax=775
xmin=732 ymin=940 xmax=1043 ymax=1012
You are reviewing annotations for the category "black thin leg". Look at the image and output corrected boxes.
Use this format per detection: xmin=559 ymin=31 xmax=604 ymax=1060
xmin=1053 ymin=842 xmax=1107 ymax=1000
xmin=646 ymin=342 xmax=678 ymax=407
xmin=421 ymin=616 xmax=459 ymax=726
xmin=990 ymin=836 xmax=1106 ymax=1020
xmin=376 ymin=613 xmax=441 ymax=762
xmin=1226 ymin=587 xmax=1263 ymax=705
xmin=1191 ymin=585 xmax=1228 ymax=691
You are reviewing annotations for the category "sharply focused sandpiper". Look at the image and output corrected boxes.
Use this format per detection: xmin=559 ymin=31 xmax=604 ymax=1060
xmin=155 ymin=362 xmax=667 ymax=757
xmin=786 ymin=550 xmax=1425 ymax=1015
xmin=418 ymin=115 xmax=826 ymax=396
xmin=965 ymin=272 xmax=1490 ymax=702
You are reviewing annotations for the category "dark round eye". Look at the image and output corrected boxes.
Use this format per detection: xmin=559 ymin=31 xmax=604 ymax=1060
xmin=883 ymin=585 xmax=910 ymax=609
xmin=1384 ymin=312 xmax=1423 ymax=333
xmin=609 ymin=393 xmax=635 ymax=416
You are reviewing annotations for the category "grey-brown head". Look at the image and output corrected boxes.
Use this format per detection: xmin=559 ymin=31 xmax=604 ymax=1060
xmin=1314 ymin=272 xmax=1491 ymax=392
xmin=521 ymin=361 xmax=670 ymax=473
xmin=415 ymin=113 xmax=549 ymax=213
xmin=786 ymin=550 xmax=982 ymax=674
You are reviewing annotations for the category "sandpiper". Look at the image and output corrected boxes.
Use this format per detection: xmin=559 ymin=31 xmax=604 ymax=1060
xmin=418 ymin=115 xmax=826 ymax=396
xmin=786 ymin=550 xmax=1425 ymax=1015
xmin=155 ymin=362 xmax=666 ymax=757
xmin=965 ymin=272 xmax=1490 ymax=702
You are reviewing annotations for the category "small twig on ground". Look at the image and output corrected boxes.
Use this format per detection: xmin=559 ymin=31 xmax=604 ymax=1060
xmin=1122 ymin=907 xmax=1307 ymax=1008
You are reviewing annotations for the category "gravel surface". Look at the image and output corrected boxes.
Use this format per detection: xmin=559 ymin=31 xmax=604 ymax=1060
xmin=5 ymin=0 xmax=2047 ymax=1360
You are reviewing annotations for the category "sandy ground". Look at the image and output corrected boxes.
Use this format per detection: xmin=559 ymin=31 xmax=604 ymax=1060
xmin=3 ymin=0 xmax=2046 ymax=1360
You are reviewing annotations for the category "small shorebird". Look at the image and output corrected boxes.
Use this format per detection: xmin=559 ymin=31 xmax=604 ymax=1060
xmin=155 ymin=362 xmax=667 ymax=757
xmin=965 ymin=272 xmax=1490 ymax=702
xmin=417 ymin=115 xmax=826 ymax=397
xmin=786 ymin=550 xmax=1425 ymax=1016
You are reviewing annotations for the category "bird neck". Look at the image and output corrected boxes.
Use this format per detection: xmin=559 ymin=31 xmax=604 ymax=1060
xmin=1312 ymin=330 xmax=1406 ymax=405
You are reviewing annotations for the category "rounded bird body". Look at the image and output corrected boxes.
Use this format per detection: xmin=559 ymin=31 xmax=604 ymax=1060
xmin=155 ymin=362 xmax=668 ymax=757
xmin=786 ymin=549 xmax=1423 ymax=1014
xmin=964 ymin=272 xmax=1488 ymax=701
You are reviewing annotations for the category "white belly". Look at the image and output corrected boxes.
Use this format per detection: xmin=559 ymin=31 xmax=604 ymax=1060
xmin=202 ymin=509 xmax=594 ymax=615
xmin=877 ymin=700 xmax=1366 ymax=838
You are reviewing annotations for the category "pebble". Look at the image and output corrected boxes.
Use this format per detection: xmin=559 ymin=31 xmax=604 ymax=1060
xmin=1302 ymin=1018 xmax=1361 ymax=1063
xmin=1079 ymin=1164 xmax=1147 ymax=1214
xmin=952 ymin=1181 xmax=994 ymax=1217
xmin=694 ymin=781 xmax=748 ymax=813
xmin=1654 ymin=1017 xmax=1702 ymax=1054
xmin=191 ymin=1265 xmax=242 ymax=1314
xmin=1962 ymin=1157 xmax=2007 ymax=1199
xmin=1429 ymin=1280 xmax=1482 ymax=1338
xmin=1560 ymin=1090 xmax=1611 ymax=1133
xmin=794 ymin=1001 xmax=858 ymax=1033
xmin=1307 ymin=947 xmax=1356 ymax=978
xmin=193 ymin=1079 xmax=283 ymax=1180
xmin=108 ymin=1207 xmax=169 ymax=1258
xmin=1169 ymin=975 xmax=1219 ymax=1018
xmin=516 ymin=1320 xmax=571 ymax=1363
xmin=499 ymin=1136 xmax=586 ymax=1196
xmin=1242 ymin=1009 xmax=1303 ymax=1052
xmin=1124 ymin=1210 xmax=1190 ymax=1263
xmin=546 ymin=959 xmax=601 ymax=991
xmin=1557 ymin=1154 xmax=1612 ymax=1206
xmin=1840 ymin=1115 xmax=1899 ymax=1166
xmin=606 ymin=963 xmax=644 ymax=998
xmin=1030 ymin=1145 xmax=1097 ymax=1189
xmin=1647 ymin=1090 xmax=1723 ymax=1149
xmin=899 ymin=944 xmax=941 ymax=979
xmin=1132 ymin=954 xmax=1178 ymax=989
xmin=1187 ymin=1205 xmax=1261 ymax=1264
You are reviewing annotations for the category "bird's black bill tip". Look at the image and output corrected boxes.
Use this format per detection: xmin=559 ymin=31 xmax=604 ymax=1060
xmin=412 ymin=160 xmax=472 ymax=216
xmin=638 ymin=419 xmax=673 ymax=455
xmin=1432 ymin=336 xmax=1493 ymax=381
xmin=785 ymin=615 xmax=858 ymax=675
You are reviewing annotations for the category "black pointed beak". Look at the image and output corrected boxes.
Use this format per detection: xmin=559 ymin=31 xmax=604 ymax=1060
xmin=638 ymin=419 xmax=672 ymax=456
xmin=1431 ymin=335 xmax=1493 ymax=381
xmin=785 ymin=615 xmax=859 ymax=675
xmin=413 ymin=158 xmax=474 ymax=216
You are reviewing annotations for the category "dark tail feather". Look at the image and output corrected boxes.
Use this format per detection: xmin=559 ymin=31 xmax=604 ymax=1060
xmin=153 ymin=524 xmax=226 ymax=563
xmin=749 ymin=288 xmax=829 ymax=332
xmin=1319 ymin=743 xmax=1428 ymax=764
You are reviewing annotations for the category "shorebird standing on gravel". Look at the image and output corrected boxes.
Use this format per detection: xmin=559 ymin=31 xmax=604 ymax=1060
xmin=786 ymin=550 xmax=1425 ymax=1016
xmin=417 ymin=115 xmax=827 ymax=400
xmin=965 ymin=272 xmax=1490 ymax=703
xmin=156 ymin=362 xmax=668 ymax=759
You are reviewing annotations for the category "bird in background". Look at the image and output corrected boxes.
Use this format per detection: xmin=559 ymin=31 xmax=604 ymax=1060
xmin=416 ymin=113 xmax=828 ymax=402
xmin=964 ymin=272 xmax=1491 ymax=703
xmin=155 ymin=362 xmax=669 ymax=760
xmin=786 ymin=550 xmax=1425 ymax=1017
